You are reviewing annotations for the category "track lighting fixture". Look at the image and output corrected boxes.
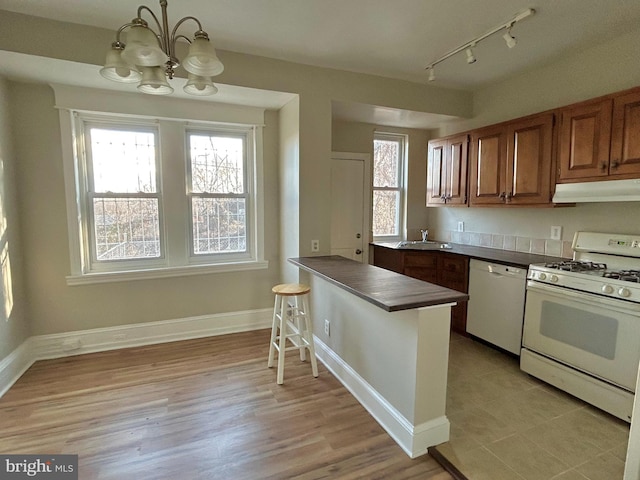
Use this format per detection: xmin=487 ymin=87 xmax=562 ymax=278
xmin=424 ymin=8 xmax=535 ymax=81
xmin=503 ymin=26 xmax=517 ymax=49
xmin=465 ymin=46 xmax=477 ymax=64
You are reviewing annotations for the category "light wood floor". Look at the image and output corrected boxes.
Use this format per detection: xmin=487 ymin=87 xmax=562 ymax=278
xmin=0 ymin=330 xmax=453 ymax=479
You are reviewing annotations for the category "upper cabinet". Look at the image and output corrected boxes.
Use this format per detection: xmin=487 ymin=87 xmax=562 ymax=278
xmin=558 ymin=88 xmax=640 ymax=182
xmin=427 ymin=133 xmax=468 ymax=206
xmin=469 ymin=113 xmax=554 ymax=206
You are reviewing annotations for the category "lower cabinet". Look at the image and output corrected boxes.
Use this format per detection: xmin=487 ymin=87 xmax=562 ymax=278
xmin=372 ymin=246 xmax=469 ymax=334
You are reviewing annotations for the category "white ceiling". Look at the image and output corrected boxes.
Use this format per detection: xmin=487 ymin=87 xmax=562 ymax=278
xmin=1 ymin=0 xmax=640 ymax=127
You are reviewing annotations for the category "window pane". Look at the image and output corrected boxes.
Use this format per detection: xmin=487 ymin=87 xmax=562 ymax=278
xmin=372 ymin=190 xmax=399 ymax=236
xmin=190 ymin=134 xmax=244 ymax=194
xmin=373 ymin=139 xmax=400 ymax=188
xmin=192 ymin=198 xmax=247 ymax=254
xmin=90 ymin=128 xmax=156 ymax=193
xmin=93 ymin=198 xmax=160 ymax=260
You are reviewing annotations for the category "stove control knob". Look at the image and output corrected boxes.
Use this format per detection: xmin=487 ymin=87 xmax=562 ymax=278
xmin=618 ymin=287 xmax=631 ymax=298
xmin=550 ymin=274 xmax=559 ymax=283
xmin=602 ymin=284 xmax=614 ymax=294
xmin=538 ymin=273 xmax=547 ymax=280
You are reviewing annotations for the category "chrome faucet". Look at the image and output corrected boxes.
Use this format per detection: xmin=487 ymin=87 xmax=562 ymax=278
xmin=420 ymin=229 xmax=429 ymax=242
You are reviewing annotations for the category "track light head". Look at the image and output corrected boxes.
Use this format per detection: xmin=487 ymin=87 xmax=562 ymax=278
xmin=503 ymin=26 xmax=517 ymax=48
xmin=465 ymin=47 xmax=476 ymax=64
xmin=428 ymin=67 xmax=436 ymax=82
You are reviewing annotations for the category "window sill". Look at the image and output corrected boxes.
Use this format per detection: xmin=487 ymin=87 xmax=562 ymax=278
xmin=66 ymin=260 xmax=269 ymax=286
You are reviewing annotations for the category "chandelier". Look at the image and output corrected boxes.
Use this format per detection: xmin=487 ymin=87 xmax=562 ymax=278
xmin=100 ymin=0 xmax=224 ymax=96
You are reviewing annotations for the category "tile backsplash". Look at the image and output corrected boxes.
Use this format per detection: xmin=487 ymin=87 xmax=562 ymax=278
xmin=444 ymin=230 xmax=572 ymax=258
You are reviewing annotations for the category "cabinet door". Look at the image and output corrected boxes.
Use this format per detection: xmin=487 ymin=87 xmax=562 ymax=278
xmin=610 ymin=90 xmax=640 ymax=178
xmin=558 ymin=99 xmax=612 ymax=181
xmin=469 ymin=125 xmax=507 ymax=205
xmin=372 ymin=246 xmax=404 ymax=274
xmin=437 ymin=254 xmax=469 ymax=335
xmin=404 ymin=252 xmax=438 ymax=283
xmin=426 ymin=139 xmax=447 ymax=206
xmin=445 ymin=134 xmax=469 ymax=206
xmin=506 ymin=113 xmax=554 ymax=205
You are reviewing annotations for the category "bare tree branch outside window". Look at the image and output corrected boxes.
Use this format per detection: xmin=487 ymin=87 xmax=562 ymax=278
xmin=373 ymin=135 xmax=404 ymax=237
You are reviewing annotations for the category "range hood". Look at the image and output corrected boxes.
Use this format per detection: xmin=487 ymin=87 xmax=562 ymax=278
xmin=553 ymin=178 xmax=640 ymax=203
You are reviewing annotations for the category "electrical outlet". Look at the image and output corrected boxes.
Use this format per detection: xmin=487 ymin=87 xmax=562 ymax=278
xmin=550 ymin=226 xmax=562 ymax=240
xmin=324 ymin=319 xmax=330 ymax=336
xmin=311 ymin=239 xmax=320 ymax=252
xmin=457 ymin=221 xmax=464 ymax=232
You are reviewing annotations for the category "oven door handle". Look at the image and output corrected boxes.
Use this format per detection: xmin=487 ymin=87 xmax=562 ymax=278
xmin=526 ymin=280 xmax=640 ymax=314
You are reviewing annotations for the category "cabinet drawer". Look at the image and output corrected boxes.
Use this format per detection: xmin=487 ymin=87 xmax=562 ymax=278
xmin=438 ymin=255 xmax=467 ymax=273
xmin=404 ymin=252 xmax=438 ymax=268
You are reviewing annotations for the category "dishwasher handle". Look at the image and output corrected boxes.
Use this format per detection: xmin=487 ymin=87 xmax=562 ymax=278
xmin=486 ymin=263 xmax=525 ymax=278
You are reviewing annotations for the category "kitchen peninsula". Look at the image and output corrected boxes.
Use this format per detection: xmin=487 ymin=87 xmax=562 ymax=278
xmin=289 ymin=256 xmax=468 ymax=458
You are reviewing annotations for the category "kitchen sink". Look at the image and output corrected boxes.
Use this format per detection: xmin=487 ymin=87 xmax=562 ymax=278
xmin=396 ymin=240 xmax=453 ymax=250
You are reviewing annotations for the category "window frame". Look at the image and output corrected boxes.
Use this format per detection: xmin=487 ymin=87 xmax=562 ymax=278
xmin=61 ymin=106 xmax=267 ymax=286
xmin=185 ymin=126 xmax=254 ymax=264
xmin=372 ymin=132 xmax=407 ymax=242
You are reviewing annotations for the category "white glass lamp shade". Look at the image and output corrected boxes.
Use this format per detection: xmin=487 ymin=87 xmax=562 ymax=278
xmin=137 ymin=67 xmax=174 ymax=95
xmin=182 ymin=37 xmax=224 ymax=77
xmin=99 ymin=47 xmax=142 ymax=83
xmin=121 ymin=25 xmax=168 ymax=67
xmin=184 ymin=73 xmax=218 ymax=96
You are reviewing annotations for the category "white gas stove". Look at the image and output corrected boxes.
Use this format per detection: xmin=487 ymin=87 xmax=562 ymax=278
xmin=528 ymin=232 xmax=640 ymax=302
xmin=522 ymin=231 xmax=640 ymax=422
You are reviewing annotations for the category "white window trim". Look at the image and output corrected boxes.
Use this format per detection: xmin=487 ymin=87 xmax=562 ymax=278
xmin=54 ymin=85 xmax=268 ymax=285
xmin=372 ymin=132 xmax=407 ymax=243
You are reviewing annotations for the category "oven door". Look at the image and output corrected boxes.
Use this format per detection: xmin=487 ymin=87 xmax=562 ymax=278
xmin=523 ymin=281 xmax=640 ymax=391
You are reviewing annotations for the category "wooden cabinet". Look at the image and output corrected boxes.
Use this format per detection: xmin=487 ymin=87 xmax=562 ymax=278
xmin=470 ymin=113 xmax=554 ymax=206
xmin=437 ymin=254 xmax=469 ymax=334
xmin=558 ymin=88 xmax=640 ymax=182
xmin=558 ymin=99 xmax=612 ymax=181
xmin=371 ymin=245 xmax=404 ymax=274
xmin=427 ymin=134 xmax=469 ymax=206
xmin=372 ymin=246 xmax=469 ymax=335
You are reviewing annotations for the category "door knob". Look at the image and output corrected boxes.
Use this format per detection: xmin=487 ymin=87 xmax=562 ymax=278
xmin=355 ymin=249 xmax=362 ymax=255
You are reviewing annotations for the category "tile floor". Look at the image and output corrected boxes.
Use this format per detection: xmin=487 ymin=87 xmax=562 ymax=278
xmin=435 ymin=332 xmax=630 ymax=480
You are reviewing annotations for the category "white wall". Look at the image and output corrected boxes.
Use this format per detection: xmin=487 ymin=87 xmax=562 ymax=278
xmin=0 ymin=77 xmax=28 ymax=358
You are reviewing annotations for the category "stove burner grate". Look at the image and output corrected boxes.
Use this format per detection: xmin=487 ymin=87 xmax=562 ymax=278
xmin=603 ymin=270 xmax=640 ymax=283
xmin=544 ymin=261 xmax=608 ymax=272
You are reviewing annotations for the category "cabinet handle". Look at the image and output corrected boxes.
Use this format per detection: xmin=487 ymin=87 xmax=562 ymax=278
xmin=611 ymin=160 xmax=619 ymax=169
xmin=499 ymin=192 xmax=506 ymax=200
xmin=506 ymin=192 xmax=512 ymax=202
xmin=600 ymin=162 xmax=608 ymax=171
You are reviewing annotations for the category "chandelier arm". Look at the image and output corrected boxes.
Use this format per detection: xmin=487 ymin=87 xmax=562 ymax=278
xmin=174 ymin=34 xmax=192 ymax=45
xmin=114 ymin=22 xmax=137 ymax=43
xmin=169 ymin=16 xmax=204 ymax=59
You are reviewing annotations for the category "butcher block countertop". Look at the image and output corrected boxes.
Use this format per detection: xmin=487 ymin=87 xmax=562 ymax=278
xmin=289 ymin=255 xmax=469 ymax=312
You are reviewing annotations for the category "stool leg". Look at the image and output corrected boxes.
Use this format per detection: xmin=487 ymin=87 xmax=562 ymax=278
xmin=302 ymin=294 xmax=319 ymax=378
xmin=276 ymin=295 xmax=288 ymax=384
xmin=267 ymin=293 xmax=280 ymax=368
xmin=295 ymin=295 xmax=307 ymax=362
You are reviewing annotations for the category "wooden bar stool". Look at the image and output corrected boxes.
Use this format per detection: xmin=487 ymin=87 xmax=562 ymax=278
xmin=267 ymin=283 xmax=319 ymax=384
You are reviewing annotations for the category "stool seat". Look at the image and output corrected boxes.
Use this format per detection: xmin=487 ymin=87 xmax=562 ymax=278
xmin=268 ymin=283 xmax=318 ymax=384
xmin=272 ymin=283 xmax=310 ymax=296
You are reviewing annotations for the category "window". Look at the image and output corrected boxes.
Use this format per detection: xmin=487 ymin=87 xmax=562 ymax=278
xmin=66 ymin=111 xmax=264 ymax=283
xmin=372 ymin=133 xmax=406 ymax=240
xmin=187 ymin=130 xmax=250 ymax=258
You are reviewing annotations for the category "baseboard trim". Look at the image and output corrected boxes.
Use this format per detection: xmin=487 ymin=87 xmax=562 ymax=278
xmin=0 ymin=308 xmax=272 ymax=397
xmin=0 ymin=338 xmax=35 ymax=398
xmin=313 ymin=336 xmax=449 ymax=458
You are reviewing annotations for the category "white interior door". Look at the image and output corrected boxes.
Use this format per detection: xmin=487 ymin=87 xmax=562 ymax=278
xmin=331 ymin=155 xmax=368 ymax=262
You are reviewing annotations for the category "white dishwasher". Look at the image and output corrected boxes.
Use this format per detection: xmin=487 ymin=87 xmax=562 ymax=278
xmin=466 ymin=259 xmax=527 ymax=355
